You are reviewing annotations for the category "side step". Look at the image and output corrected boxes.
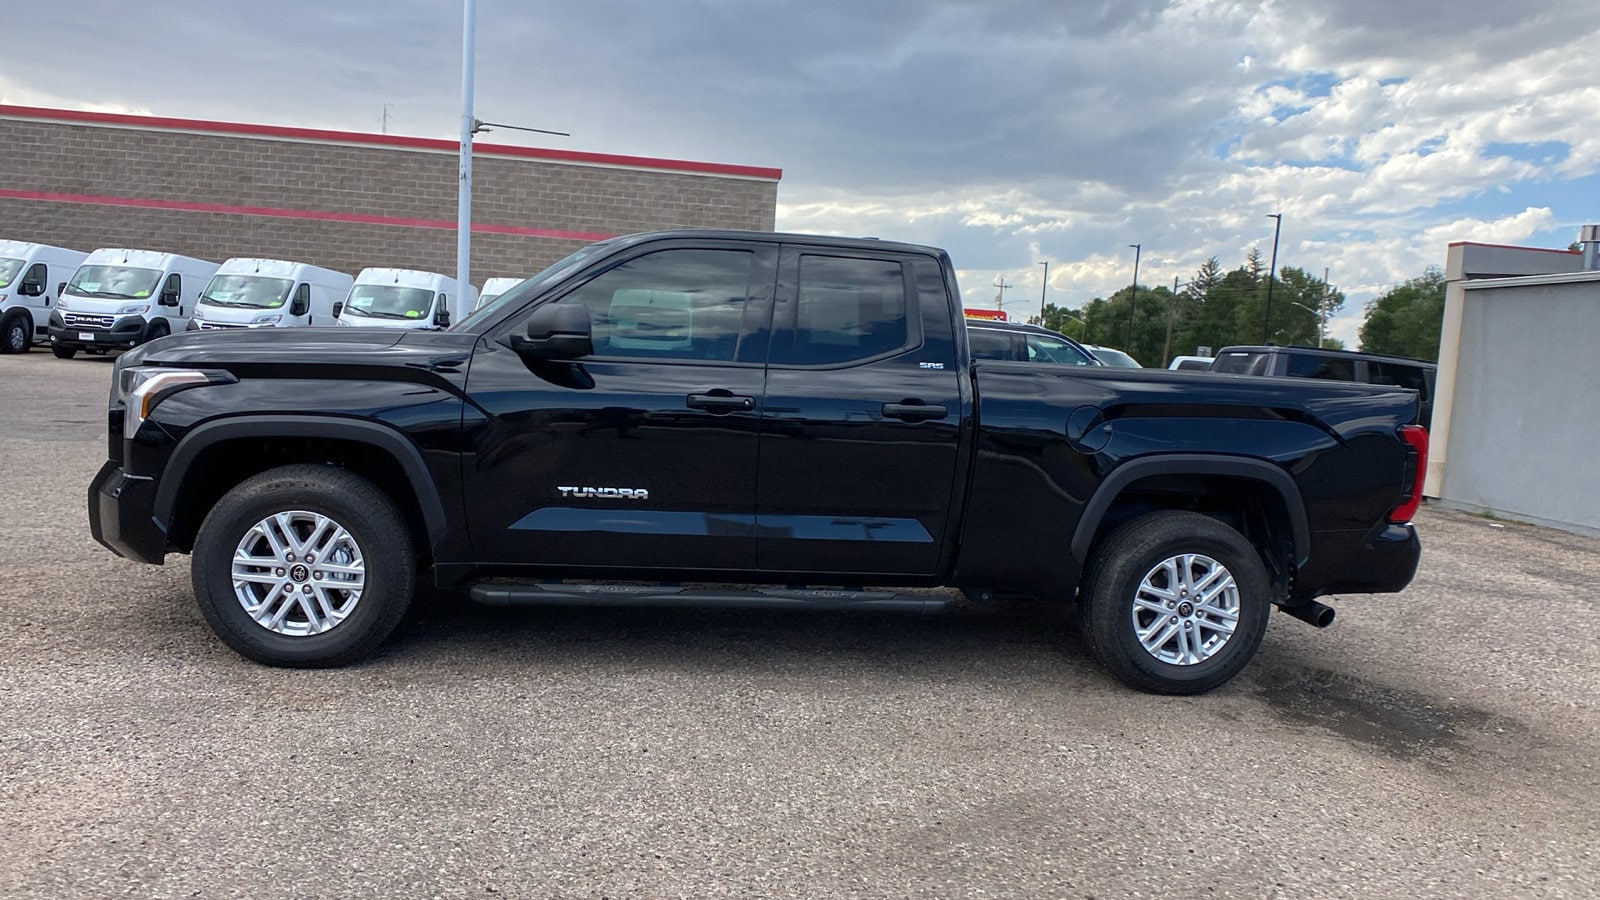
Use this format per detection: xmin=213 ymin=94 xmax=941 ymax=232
xmin=468 ymin=582 xmax=953 ymax=614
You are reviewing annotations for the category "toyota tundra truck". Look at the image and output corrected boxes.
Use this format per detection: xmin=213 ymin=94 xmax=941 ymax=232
xmin=88 ymin=230 xmax=1426 ymax=694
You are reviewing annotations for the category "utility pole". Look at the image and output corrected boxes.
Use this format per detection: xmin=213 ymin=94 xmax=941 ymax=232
xmin=1038 ymin=261 xmax=1049 ymax=324
xmin=1320 ymin=266 xmax=1329 ymax=347
xmin=1125 ymin=244 xmax=1141 ymax=346
xmin=1263 ymin=213 xmax=1282 ymax=343
xmin=993 ymin=275 xmax=1013 ymax=313
xmin=1164 ymin=275 xmax=1180 ymax=366
xmin=455 ymin=0 xmax=477 ymax=303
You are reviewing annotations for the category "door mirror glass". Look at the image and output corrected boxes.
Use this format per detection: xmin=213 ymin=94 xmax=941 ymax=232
xmin=160 ymin=273 xmax=181 ymax=306
xmin=19 ymin=280 xmax=43 ymax=297
xmin=512 ymin=304 xmax=592 ymax=359
xmin=434 ymin=294 xmax=450 ymax=328
xmin=332 ymin=301 xmax=344 ymax=319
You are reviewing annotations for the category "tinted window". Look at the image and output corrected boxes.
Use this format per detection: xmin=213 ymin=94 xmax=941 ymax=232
xmin=163 ymin=274 xmax=181 ymax=300
xmin=789 ymin=255 xmax=909 ymax=366
xmin=1287 ymin=353 xmax=1356 ymax=381
xmin=1212 ymin=351 xmax=1270 ymax=375
xmin=556 ymin=248 xmax=755 ymax=361
xmin=969 ymin=329 xmax=1015 ymax=360
xmin=1026 ymin=334 xmax=1096 ymax=365
xmin=1369 ymin=361 xmax=1430 ymax=399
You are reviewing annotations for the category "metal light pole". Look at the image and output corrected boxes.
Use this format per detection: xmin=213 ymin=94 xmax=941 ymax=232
xmin=1038 ymin=261 xmax=1049 ymax=324
xmin=1126 ymin=243 xmax=1141 ymax=346
xmin=455 ymin=0 xmax=477 ymax=302
xmin=1263 ymin=213 xmax=1282 ymax=343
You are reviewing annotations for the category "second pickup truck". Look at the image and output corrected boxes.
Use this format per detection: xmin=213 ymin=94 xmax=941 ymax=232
xmin=89 ymin=230 xmax=1426 ymax=693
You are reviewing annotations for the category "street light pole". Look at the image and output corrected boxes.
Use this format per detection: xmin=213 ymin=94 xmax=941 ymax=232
xmin=1263 ymin=212 xmax=1282 ymax=343
xmin=1038 ymin=261 xmax=1048 ymax=324
xmin=1126 ymin=243 xmax=1141 ymax=346
xmin=455 ymin=0 xmax=477 ymax=304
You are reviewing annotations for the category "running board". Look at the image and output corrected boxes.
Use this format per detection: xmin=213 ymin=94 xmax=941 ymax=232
xmin=468 ymin=582 xmax=953 ymax=614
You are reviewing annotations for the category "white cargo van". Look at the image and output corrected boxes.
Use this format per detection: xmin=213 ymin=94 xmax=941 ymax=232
xmin=188 ymin=258 xmax=355 ymax=332
xmin=335 ymin=268 xmax=476 ymax=330
xmin=50 ymin=248 xmax=219 ymax=358
xmin=475 ymin=277 xmax=523 ymax=311
xmin=0 ymin=240 xmax=88 ymax=353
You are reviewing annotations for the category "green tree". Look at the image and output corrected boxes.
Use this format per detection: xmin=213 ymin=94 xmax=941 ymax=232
xmin=1359 ymin=268 xmax=1446 ymax=360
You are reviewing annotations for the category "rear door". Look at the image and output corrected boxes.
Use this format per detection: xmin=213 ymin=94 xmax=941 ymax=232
xmin=756 ymin=246 xmax=964 ymax=577
xmin=462 ymin=238 xmax=777 ymax=572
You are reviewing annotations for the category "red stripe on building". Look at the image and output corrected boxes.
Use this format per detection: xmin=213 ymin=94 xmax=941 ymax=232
xmin=0 ymin=189 xmax=616 ymax=242
xmin=0 ymin=104 xmax=783 ymax=181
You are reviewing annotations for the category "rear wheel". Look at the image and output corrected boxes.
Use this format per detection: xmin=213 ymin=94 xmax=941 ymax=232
xmin=191 ymin=464 xmax=415 ymax=667
xmin=51 ymin=343 xmax=77 ymax=359
xmin=1080 ymin=510 xmax=1271 ymax=694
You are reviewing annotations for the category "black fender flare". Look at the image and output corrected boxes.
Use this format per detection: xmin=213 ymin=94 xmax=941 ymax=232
xmin=1069 ymin=454 xmax=1310 ymax=567
xmin=152 ymin=415 xmax=448 ymax=551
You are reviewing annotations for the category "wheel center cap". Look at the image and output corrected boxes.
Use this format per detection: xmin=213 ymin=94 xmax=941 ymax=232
xmin=289 ymin=564 xmax=310 ymax=583
xmin=1177 ymin=601 xmax=1195 ymax=616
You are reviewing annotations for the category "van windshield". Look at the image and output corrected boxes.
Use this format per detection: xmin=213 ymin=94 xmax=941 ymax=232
xmin=344 ymin=285 xmax=436 ymax=320
xmin=201 ymin=275 xmax=294 ymax=309
xmin=454 ymin=239 xmax=618 ymax=331
xmin=0 ymin=258 xmax=23 ymax=288
xmin=66 ymin=265 xmax=162 ymax=299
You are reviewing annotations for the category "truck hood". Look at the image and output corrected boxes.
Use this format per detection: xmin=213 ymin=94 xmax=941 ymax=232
xmin=120 ymin=326 xmax=478 ymax=369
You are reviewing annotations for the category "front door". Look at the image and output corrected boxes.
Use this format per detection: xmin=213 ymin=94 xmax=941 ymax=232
xmin=756 ymin=247 xmax=965 ymax=578
xmin=462 ymin=240 xmax=777 ymax=573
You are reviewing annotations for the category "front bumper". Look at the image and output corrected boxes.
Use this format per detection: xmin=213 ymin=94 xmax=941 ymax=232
xmin=49 ymin=312 xmax=155 ymax=350
xmin=88 ymin=460 xmax=168 ymax=564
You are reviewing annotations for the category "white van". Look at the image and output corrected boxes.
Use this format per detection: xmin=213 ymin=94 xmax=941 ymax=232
xmin=0 ymin=240 xmax=88 ymax=353
xmin=476 ymin=277 xmax=523 ymax=311
xmin=50 ymin=248 xmax=219 ymax=358
xmin=188 ymin=258 xmax=354 ymax=332
xmin=335 ymin=268 xmax=476 ymax=330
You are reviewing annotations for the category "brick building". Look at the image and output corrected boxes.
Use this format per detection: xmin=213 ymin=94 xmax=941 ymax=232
xmin=0 ymin=105 xmax=781 ymax=284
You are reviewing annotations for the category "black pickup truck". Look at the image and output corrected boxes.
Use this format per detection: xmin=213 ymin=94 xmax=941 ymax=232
xmin=89 ymin=230 xmax=1426 ymax=694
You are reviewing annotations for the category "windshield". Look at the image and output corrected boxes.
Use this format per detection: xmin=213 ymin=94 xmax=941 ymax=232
xmin=200 ymin=274 xmax=294 ymax=309
xmin=343 ymin=284 xmax=436 ymax=320
xmin=453 ymin=240 xmax=618 ymax=331
xmin=0 ymin=258 xmax=22 ymax=288
xmin=66 ymin=265 xmax=163 ymax=300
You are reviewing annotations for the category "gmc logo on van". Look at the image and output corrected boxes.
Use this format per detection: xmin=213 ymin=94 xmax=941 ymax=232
xmin=558 ymin=486 xmax=650 ymax=500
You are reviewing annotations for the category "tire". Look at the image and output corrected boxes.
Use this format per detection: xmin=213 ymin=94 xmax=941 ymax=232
xmin=146 ymin=319 xmax=171 ymax=342
xmin=51 ymin=343 xmax=77 ymax=359
xmin=191 ymin=464 xmax=415 ymax=667
xmin=1080 ymin=510 xmax=1271 ymax=695
xmin=1 ymin=313 xmax=30 ymax=353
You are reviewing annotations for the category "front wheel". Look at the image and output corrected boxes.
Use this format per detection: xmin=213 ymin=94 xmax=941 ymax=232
xmin=1 ymin=313 xmax=30 ymax=353
xmin=51 ymin=343 xmax=77 ymax=359
xmin=1080 ymin=511 xmax=1272 ymax=695
xmin=191 ymin=464 xmax=415 ymax=667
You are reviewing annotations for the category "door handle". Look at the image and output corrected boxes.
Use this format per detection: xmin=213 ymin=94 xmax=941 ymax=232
xmin=687 ymin=391 xmax=755 ymax=413
xmin=882 ymin=401 xmax=949 ymax=422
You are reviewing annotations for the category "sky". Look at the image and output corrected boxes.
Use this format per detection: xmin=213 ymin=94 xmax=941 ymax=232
xmin=3 ymin=0 xmax=1597 ymax=350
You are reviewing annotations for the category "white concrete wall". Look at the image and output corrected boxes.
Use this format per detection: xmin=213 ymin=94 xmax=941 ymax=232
xmin=1434 ymin=273 xmax=1600 ymax=534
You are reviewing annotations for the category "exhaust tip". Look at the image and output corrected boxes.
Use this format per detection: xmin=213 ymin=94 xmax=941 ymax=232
xmin=1281 ymin=600 xmax=1336 ymax=628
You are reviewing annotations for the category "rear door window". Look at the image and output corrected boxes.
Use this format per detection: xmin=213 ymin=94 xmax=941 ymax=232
xmin=1212 ymin=351 xmax=1271 ymax=375
xmin=968 ymin=329 xmax=1016 ymax=360
xmin=1369 ymin=361 xmax=1430 ymax=399
xmin=1286 ymin=353 xmax=1356 ymax=381
xmin=1026 ymin=334 xmax=1097 ymax=365
xmin=773 ymin=254 xmax=913 ymax=366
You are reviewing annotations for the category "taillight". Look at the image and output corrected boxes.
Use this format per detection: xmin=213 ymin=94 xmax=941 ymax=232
xmin=1390 ymin=425 xmax=1429 ymax=523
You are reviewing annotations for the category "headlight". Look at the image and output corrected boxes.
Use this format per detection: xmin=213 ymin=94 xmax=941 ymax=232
xmin=57 ymin=296 xmax=70 ymax=311
xmin=116 ymin=367 xmax=233 ymax=434
xmin=191 ymin=309 xmax=205 ymax=321
xmin=334 ymin=317 xmax=352 ymax=327
xmin=118 ymin=303 xmax=151 ymax=316
xmin=251 ymin=313 xmax=282 ymax=326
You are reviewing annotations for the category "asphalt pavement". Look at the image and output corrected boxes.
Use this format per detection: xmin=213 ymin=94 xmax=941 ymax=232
xmin=0 ymin=348 xmax=1595 ymax=898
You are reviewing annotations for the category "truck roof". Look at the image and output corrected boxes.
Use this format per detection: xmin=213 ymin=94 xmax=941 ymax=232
xmin=607 ymin=230 xmax=952 ymax=261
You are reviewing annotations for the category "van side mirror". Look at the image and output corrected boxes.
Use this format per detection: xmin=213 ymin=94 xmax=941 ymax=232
xmin=332 ymin=301 xmax=344 ymax=319
xmin=434 ymin=307 xmax=451 ymax=329
xmin=159 ymin=288 xmax=180 ymax=307
xmin=511 ymin=304 xmax=592 ymax=359
xmin=19 ymin=280 xmax=44 ymax=297
xmin=289 ymin=286 xmax=310 ymax=317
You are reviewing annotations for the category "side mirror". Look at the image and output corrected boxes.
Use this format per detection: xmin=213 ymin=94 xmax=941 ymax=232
xmin=159 ymin=289 xmax=180 ymax=307
xmin=434 ymin=307 xmax=451 ymax=329
xmin=290 ymin=294 xmax=309 ymax=318
xmin=331 ymin=301 xmax=344 ymax=319
xmin=511 ymin=304 xmax=592 ymax=359
xmin=19 ymin=281 xmax=43 ymax=297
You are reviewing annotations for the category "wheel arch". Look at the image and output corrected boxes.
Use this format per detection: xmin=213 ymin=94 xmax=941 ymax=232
xmin=154 ymin=416 xmax=448 ymax=558
xmin=1070 ymin=454 xmax=1310 ymax=574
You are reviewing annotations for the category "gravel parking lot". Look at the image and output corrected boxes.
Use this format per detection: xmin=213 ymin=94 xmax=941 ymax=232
xmin=1 ymin=348 xmax=1596 ymax=898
